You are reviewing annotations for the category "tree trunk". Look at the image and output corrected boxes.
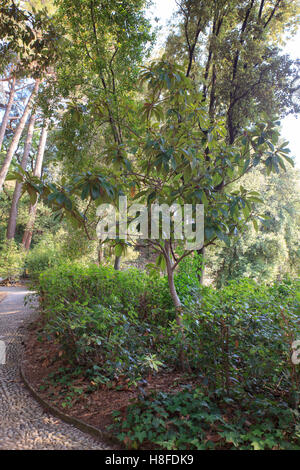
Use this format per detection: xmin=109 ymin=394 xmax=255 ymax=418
xmin=97 ymin=242 xmax=103 ymax=265
xmin=0 ymin=76 xmax=16 ymax=150
xmin=22 ymin=119 xmax=48 ymax=251
xmin=22 ymin=203 xmax=38 ymax=251
xmin=0 ymin=79 xmax=40 ymax=191
xmin=114 ymin=255 xmax=121 ymax=270
xmin=164 ymin=241 xmax=191 ymax=371
xmin=6 ymin=112 xmax=36 ymax=240
xmin=196 ymin=246 xmax=205 ymax=285
xmin=166 ymin=267 xmax=190 ymax=371
xmin=166 ymin=261 xmax=182 ymax=311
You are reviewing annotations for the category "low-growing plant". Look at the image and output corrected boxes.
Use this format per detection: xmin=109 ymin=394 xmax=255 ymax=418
xmin=111 ymin=387 xmax=300 ymax=450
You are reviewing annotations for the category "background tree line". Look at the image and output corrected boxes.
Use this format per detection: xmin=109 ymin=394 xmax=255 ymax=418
xmin=0 ymin=0 xmax=299 ymax=290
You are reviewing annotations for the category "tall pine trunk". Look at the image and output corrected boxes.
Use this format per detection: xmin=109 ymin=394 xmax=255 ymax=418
xmin=0 ymin=79 xmax=40 ymax=191
xmin=22 ymin=120 xmax=48 ymax=251
xmin=0 ymin=76 xmax=16 ymax=150
xmin=6 ymin=112 xmax=36 ymax=240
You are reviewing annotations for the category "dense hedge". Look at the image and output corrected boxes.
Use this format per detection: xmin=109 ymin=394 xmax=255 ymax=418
xmin=37 ymin=264 xmax=300 ymax=397
xmin=37 ymin=263 xmax=176 ymax=384
xmin=39 ymin=262 xmax=175 ymax=322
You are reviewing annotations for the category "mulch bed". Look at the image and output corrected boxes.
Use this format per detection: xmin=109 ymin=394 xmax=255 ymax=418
xmin=22 ymin=318 xmax=197 ymax=438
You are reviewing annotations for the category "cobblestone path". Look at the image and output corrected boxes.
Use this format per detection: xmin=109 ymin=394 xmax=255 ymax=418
xmin=0 ymin=287 xmax=110 ymax=450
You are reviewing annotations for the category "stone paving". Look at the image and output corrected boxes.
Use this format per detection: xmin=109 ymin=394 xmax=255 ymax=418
xmin=0 ymin=286 xmax=110 ymax=450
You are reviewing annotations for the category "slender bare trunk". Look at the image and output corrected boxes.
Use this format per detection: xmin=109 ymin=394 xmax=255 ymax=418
xmin=6 ymin=113 xmax=36 ymax=240
xmin=164 ymin=241 xmax=191 ymax=371
xmin=0 ymin=76 xmax=16 ymax=150
xmin=97 ymin=242 xmax=103 ymax=265
xmin=32 ymin=120 xmax=48 ymax=178
xmin=166 ymin=262 xmax=182 ymax=311
xmin=196 ymin=246 xmax=205 ymax=285
xmin=114 ymin=255 xmax=121 ymax=270
xmin=0 ymin=79 xmax=40 ymax=191
xmin=164 ymin=241 xmax=189 ymax=364
xmin=22 ymin=120 xmax=48 ymax=251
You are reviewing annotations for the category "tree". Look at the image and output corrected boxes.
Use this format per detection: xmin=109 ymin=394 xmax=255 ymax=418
xmin=167 ymin=0 xmax=300 ymax=136
xmin=36 ymin=0 xmax=154 ymax=267
xmin=0 ymin=79 xmax=40 ymax=191
xmin=10 ymin=3 xmax=296 ymax=370
xmin=0 ymin=0 xmax=59 ymax=190
xmin=22 ymin=118 xmax=49 ymax=250
xmin=0 ymin=0 xmax=59 ymax=77
xmin=16 ymin=60 xmax=293 ymax=316
xmin=164 ymin=0 xmax=299 ymax=281
xmin=6 ymin=110 xmax=36 ymax=239
xmin=0 ymin=74 xmax=16 ymax=150
xmin=209 ymin=165 xmax=300 ymax=285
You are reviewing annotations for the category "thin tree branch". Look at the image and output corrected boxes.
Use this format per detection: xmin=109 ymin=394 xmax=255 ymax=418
xmin=264 ymin=0 xmax=282 ymax=29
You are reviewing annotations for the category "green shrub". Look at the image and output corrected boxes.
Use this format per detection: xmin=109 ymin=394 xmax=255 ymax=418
xmin=44 ymin=301 xmax=158 ymax=384
xmin=25 ymin=235 xmax=63 ymax=278
xmin=37 ymin=263 xmax=176 ymax=383
xmin=38 ymin=262 xmax=175 ymax=324
xmin=0 ymin=240 xmax=25 ymax=280
xmin=159 ymin=278 xmax=300 ymax=404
